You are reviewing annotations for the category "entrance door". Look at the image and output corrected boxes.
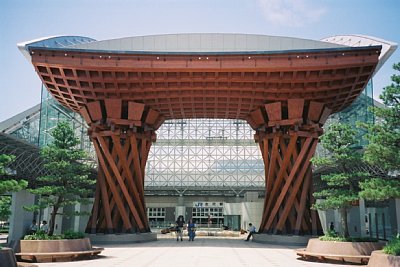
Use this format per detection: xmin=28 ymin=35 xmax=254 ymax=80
xmin=224 ymin=215 xmax=241 ymax=231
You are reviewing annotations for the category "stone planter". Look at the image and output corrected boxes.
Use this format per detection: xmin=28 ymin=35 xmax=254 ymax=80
xmin=16 ymin=238 xmax=103 ymax=263
xmin=296 ymin=238 xmax=385 ymax=264
xmin=367 ymin=250 xmax=400 ymax=267
xmin=0 ymin=247 xmax=17 ymax=267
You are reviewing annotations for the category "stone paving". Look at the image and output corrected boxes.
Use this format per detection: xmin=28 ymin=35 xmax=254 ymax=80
xmin=29 ymin=235 xmax=352 ymax=267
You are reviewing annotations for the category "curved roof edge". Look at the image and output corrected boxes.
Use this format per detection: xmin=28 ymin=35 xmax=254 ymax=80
xmin=68 ymin=33 xmax=348 ymax=53
xmin=322 ymin=34 xmax=397 ymax=76
xmin=18 ymin=33 xmax=396 ymax=76
xmin=17 ymin=36 xmax=96 ymax=61
xmin=19 ymin=33 xmax=349 ymax=58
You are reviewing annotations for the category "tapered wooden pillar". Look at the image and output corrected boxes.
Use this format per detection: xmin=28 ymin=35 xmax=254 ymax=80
xmin=87 ymin=128 xmax=155 ymax=233
xmin=78 ymin=100 xmax=163 ymax=233
xmin=256 ymin=130 xmax=319 ymax=234
xmin=248 ymin=100 xmax=331 ymax=235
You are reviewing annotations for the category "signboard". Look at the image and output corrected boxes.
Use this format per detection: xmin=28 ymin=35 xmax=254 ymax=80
xmin=193 ymin=202 xmax=223 ymax=207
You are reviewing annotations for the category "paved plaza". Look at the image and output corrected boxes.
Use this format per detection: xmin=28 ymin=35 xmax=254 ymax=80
xmin=28 ymin=236 xmax=351 ymax=267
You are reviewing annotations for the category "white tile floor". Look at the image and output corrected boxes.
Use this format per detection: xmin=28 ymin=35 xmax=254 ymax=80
xmin=29 ymin=236 xmax=352 ymax=267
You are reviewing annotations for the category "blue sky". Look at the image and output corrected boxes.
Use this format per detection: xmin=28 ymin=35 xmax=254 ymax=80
xmin=1 ymin=0 xmax=399 ymax=122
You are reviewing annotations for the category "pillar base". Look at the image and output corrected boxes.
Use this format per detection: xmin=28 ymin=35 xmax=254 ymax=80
xmin=253 ymin=233 xmax=312 ymax=246
xmin=88 ymin=233 xmax=157 ymax=245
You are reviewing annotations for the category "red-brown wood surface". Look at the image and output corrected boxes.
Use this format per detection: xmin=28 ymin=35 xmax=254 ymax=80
xmin=28 ymin=46 xmax=379 ymax=234
xmin=256 ymin=100 xmax=327 ymax=234
xmin=82 ymin=100 xmax=156 ymax=233
xmin=31 ymin=47 xmax=379 ymax=122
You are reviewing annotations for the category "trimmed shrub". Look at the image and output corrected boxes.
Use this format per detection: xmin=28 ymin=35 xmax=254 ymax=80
xmin=319 ymin=230 xmax=377 ymax=242
xmin=24 ymin=230 xmax=85 ymax=240
xmin=24 ymin=231 xmax=62 ymax=240
xmin=62 ymin=230 xmax=85 ymax=239
xmin=383 ymin=235 xmax=400 ymax=256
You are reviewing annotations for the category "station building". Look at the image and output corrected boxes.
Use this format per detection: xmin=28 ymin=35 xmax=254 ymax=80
xmin=1 ymin=34 xmax=398 ymax=240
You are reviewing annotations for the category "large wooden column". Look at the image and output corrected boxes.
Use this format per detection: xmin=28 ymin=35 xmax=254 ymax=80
xmin=86 ymin=128 xmax=155 ymax=233
xmin=79 ymin=100 xmax=163 ymax=233
xmin=248 ymin=100 xmax=331 ymax=235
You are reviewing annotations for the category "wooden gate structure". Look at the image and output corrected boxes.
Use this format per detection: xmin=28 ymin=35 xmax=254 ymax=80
xmin=20 ymin=34 xmax=381 ymax=234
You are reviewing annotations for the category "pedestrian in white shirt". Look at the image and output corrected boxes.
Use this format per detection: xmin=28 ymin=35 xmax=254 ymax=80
xmin=245 ymin=223 xmax=256 ymax=241
xmin=40 ymin=220 xmax=49 ymax=234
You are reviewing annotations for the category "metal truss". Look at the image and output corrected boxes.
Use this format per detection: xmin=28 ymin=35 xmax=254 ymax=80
xmin=0 ymin=104 xmax=41 ymax=146
xmin=146 ymin=118 xmax=265 ymax=196
xmin=0 ymin=133 xmax=46 ymax=180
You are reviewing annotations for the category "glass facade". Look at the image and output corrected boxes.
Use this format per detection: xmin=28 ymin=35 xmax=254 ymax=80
xmin=330 ymin=80 xmax=374 ymax=147
xmin=192 ymin=206 xmax=224 ymax=224
xmin=147 ymin=207 xmax=166 ymax=221
xmin=8 ymin=115 xmax=40 ymax=146
xmin=315 ymin=80 xmax=375 ymax=157
xmin=39 ymin=85 xmax=96 ymax=163
xmin=335 ymin=80 xmax=374 ymax=125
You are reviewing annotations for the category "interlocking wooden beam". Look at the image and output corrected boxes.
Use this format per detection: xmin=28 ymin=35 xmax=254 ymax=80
xmin=254 ymin=100 xmax=330 ymax=235
xmin=83 ymin=100 xmax=158 ymax=233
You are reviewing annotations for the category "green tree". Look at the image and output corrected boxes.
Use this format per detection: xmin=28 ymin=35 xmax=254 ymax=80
xmin=25 ymin=121 xmax=95 ymax=236
xmin=0 ymin=196 xmax=12 ymax=221
xmin=360 ymin=62 xmax=400 ymax=200
xmin=0 ymin=154 xmax=28 ymax=223
xmin=0 ymin=154 xmax=28 ymax=194
xmin=312 ymin=123 xmax=369 ymax=238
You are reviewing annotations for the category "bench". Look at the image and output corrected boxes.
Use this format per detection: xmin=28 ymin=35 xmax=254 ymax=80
xmin=296 ymin=248 xmax=370 ymax=264
xmin=15 ymin=247 xmax=103 ymax=263
xmin=16 ymin=237 xmax=104 ymax=263
xmin=17 ymin=262 xmax=38 ymax=267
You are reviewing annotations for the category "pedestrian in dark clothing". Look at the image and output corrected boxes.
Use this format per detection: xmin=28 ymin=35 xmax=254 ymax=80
xmin=27 ymin=220 xmax=38 ymax=234
xmin=176 ymin=215 xmax=185 ymax=241
xmin=329 ymin=222 xmax=335 ymax=232
xmin=187 ymin=218 xmax=196 ymax=241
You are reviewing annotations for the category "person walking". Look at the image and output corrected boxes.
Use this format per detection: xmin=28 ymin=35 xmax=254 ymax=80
xmin=245 ymin=223 xmax=256 ymax=241
xmin=175 ymin=215 xmax=185 ymax=242
xmin=187 ymin=218 xmax=196 ymax=241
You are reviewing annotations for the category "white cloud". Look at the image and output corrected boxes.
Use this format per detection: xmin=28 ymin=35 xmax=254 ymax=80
xmin=257 ymin=0 xmax=326 ymax=27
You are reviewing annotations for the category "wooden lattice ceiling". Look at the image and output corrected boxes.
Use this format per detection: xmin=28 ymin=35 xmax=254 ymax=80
xmin=30 ymin=46 xmax=380 ymax=128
